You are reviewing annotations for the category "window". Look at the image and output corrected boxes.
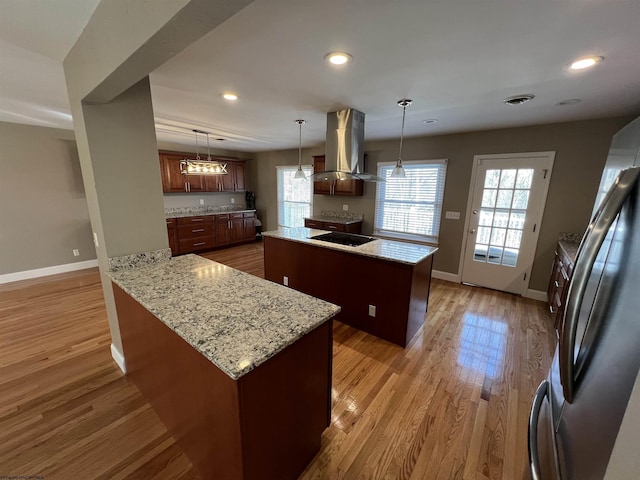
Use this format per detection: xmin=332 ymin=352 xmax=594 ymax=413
xmin=277 ymin=165 xmax=313 ymax=227
xmin=374 ymin=159 xmax=447 ymax=243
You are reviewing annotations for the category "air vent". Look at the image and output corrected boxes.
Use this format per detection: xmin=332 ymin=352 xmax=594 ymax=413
xmin=502 ymin=94 xmax=535 ymax=106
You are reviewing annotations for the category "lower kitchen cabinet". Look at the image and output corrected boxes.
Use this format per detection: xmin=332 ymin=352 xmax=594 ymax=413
xmin=547 ymin=243 xmax=574 ymax=331
xmin=167 ymin=212 xmax=256 ymax=255
xmin=304 ymin=218 xmax=362 ymax=234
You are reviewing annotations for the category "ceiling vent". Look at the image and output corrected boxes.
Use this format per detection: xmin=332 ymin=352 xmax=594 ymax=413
xmin=502 ymin=94 xmax=535 ymax=106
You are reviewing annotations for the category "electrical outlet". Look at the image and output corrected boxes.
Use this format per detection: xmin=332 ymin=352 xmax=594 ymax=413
xmin=283 ymin=276 xmax=289 ymax=286
xmin=231 ymin=198 xmax=235 ymax=204
xmin=199 ymin=198 xmax=204 ymax=205
xmin=368 ymin=304 xmax=376 ymax=317
xmin=73 ymin=249 xmax=80 ymax=257
xmin=93 ymin=232 xmax=99 ymax=248
xmin=343 ymin=204 xmax=349 ymax=211
xmin=445 ymin=211 xmax=461 ymax=220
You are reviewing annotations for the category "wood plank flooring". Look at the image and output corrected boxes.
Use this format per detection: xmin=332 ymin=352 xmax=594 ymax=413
xmin=0 ymin=243 xmax=556 ymax=479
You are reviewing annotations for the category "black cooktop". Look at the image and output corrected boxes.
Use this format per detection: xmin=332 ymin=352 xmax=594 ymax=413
xmin=309 ymin=232 xmax=377 ymax=247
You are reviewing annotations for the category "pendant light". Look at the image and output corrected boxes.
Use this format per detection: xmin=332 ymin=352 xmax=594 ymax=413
xmin=180 ymin=129 xmax=228 ymax=175
xmin=294 ymin=119 xmax=306 ymax=179
xmin=391 ymin=99 xmax=412 ymax=178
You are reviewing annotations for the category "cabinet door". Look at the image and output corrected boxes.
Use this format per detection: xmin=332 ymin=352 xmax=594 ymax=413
xmin=204 ymin=175 xmax=221 ymax=192
xmin=313 ymin=156 xmax=332 ymax=195
xmin=243 ymin=217 xmax=255 ymax=241
xmin=234 ymin=162 xmax=246 ymax=191
xmin=334 ymin=177 xmax=364 ymax=196
xmin=220 ymin=165 xmax=236 ymax=192
xmin=230 ymin=217 xmax=244 ymax=244
xmin=214 ymin=215 xmax=231 ymax=246
xmin=166 ymin=219 xmax=178 ymax=256
xmin=162 ymin=154 xmax=204 ymax=192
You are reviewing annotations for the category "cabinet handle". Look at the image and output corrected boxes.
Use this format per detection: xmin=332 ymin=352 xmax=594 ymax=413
xmin=193 ymin=242 xmax=206 ymax=247
xmin=549 ymin=304 xmax=555 ymax=315
xmin=191 ymin=218 xmax=204 ymax=222
xmin=554 ymin=280 xmax=560 ymax=288
xmin=328 ymin=225 xmax=337 ymax=229
xmin=228 ymin=221 xmax=231 ymax=229
xmin=192 ymin=228 xmax=205 ymax=233
xmin=184 ymin=182 xmax=188 ymax=192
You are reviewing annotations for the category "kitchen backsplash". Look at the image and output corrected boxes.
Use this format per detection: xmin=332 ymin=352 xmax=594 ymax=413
xmin=318 ymin=210 xmax=364 ymax=221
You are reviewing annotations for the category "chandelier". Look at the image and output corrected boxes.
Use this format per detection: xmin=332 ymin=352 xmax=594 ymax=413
xmin=180 ymin=129 xmax=228 ymax=176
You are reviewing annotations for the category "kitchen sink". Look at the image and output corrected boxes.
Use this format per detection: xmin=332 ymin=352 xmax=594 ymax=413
xmin=309 ymin=232 xmax=377 ymax=247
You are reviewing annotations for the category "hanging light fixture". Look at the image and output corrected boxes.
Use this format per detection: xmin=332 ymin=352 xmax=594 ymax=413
xmin=391 ymin=99 xmax=412 ymax=178
xmin=294 ymin=119 xmax=306 ymax=179
xmin=180 ymin=129 xmax=228 ymax=176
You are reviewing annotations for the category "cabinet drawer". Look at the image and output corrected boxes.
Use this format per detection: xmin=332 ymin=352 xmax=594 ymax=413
xmin=304 ymin=219 xmax=325 ymax=229
xmin=176 ymin=215 xmax=213 ymax=225
xmin=178 ymin=236 xmax=215 ymax=253
xmin=166 ymin=218 xmax=177 ymax=227
xmin=230 ymin=212 xmax=244 ymax=219
xmin=323 ymin=222 xmax=346 ymax=232
xmin=243 ymin=211 xmax=255 ymax=218
xmin=214 ymin=214 xmax=230 ymax=223
xmin=178 ymin=223 xmax=214 ymax=238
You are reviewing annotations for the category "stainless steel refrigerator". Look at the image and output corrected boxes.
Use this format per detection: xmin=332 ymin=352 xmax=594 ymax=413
xmin=529 ymin=116 xmax=640 ymax=480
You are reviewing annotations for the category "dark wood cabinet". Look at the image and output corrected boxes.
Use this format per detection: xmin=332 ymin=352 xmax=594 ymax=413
xmin=312 ymin=155 xmax=364 ymax=196
xmin=168 ymin=212 xmax=255 ymax=255
xmin=304 ymin=218 xmax=363 ymax=234
xmin=160 ymin=153 xmax=205 ymax=193
xmin=160 ymin=151 xmax=247 ymax=194
xmin=166 ymin=218 xmax=178 ymax=256
xmin=547 ymin=244 xmax=574 ymax=332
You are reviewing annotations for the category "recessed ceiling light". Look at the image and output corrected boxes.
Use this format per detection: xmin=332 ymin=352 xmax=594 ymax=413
xmin=221 ymin=92 xmax=238 ymax=101
xmin=570 ymin=56 xmax=604 ymax=70
xmin=556 ymin=99 xmax=581 ymax=106
xmin=502 ymin=94 xmax=535 ymax=106
xmin=324 ymin=52 xmax=353 ymax=65
xmin=422 ymin=119 xmax=439 ymax=124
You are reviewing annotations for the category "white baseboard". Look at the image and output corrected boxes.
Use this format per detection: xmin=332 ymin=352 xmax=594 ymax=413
xmin=0 ymin=259 xmax=99 ymax=285
xmin=524 ymin=289 xmax=548 ymax=302
xmin=432 ymin=269 xmax=461 ymax=283
xmin=111 ymin=343 xmax=127 ymax=374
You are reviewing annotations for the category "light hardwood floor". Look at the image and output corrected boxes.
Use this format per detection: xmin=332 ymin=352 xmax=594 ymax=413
xmin=0 ymin=243 xmax=556 ymax=479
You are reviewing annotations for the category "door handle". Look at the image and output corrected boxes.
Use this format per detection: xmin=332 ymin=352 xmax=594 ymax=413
xmin=561 ymin=167 xmax=640 ymax=403
xmin=528 ymin=380 xmax=548 ymax=480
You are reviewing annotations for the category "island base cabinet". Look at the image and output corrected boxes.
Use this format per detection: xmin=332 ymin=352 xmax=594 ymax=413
xmin=112 ymin=283 xmax=332 ymax=480
xmin=264 ymin=236 xmax=433 ymax=347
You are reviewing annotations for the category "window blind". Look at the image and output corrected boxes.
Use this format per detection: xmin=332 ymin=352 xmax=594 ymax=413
xmin=374 ymin=160 xmax=448 ymax=243
xmin=276 ymin=165 xmax=313 ymax=228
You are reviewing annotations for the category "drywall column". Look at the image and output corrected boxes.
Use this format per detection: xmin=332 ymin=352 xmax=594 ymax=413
xmin=63 ymin=0 xmax=253 ymax=371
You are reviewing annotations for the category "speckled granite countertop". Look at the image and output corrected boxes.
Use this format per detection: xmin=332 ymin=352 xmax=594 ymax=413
xmin=262 ymin=227 xmax=438 ymax=265
xmin=558 ymin=240 xmax=580 ymax=265
xmin=108 ymin=254 xmax=340 ymax=380
xmin=305 ymin=216 xmax=363 ymax=225
xmin=166 ymin=206 xmax=255 ymax=219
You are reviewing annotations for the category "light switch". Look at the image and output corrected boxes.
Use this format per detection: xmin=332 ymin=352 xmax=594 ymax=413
xmin=368 ymin=305 xmax=376 ymax=317
xmin=445 ymin=211 xmax=461 ymax=220
xmin=343 ymin=204 xmax=349 ymax=211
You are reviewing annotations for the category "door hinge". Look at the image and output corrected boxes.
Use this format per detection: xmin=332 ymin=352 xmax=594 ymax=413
xmin=543 ymin=169 xmax=548 ymax=179
xmin=533 ymin=223 xmax=537 ymax=232
xmin=523 ymin=272 xmax=527 ymax=281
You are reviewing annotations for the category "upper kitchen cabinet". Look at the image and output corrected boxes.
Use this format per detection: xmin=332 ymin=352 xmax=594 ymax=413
xmin=312 ymin=155 xmax=363 ymax=196
xmin=159 ymin=151 xmax=247 ymax=193
xmin=160 ymin=152 xmax=205 ymax=193
xmin=205 ymin=161 xmax=247 ymax=192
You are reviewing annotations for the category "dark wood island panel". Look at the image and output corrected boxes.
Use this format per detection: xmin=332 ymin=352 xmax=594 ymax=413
xmin=112 ymin=284 xmax=332 ymax=480
xmin=263 ymin=236 xmax=434 ymax=347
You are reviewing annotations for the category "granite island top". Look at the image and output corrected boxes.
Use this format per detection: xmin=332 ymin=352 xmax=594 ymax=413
xmin=262 ymin=227 xmax=438 ymax=265
xmin=108 ymin=254 xmax=340 ymax=380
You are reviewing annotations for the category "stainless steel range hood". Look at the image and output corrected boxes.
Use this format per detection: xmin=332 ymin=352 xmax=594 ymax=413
xmin=308 ymin=108 xmax=384 ymax=182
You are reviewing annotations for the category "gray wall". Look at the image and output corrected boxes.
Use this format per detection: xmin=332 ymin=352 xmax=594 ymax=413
xmin=253 ymin=116 xmax=635 ymax=292
xmin=0 ymin=121 xmax=96 ymax=275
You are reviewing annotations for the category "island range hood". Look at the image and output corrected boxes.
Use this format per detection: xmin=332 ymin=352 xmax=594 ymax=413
xmin=308 ymin=108 xmax=384 ymax=182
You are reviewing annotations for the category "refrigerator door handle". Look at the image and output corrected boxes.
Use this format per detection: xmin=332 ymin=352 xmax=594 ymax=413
xmin=528 ymin=380 xmax=549 ymax=480
xmin=561 ymin=167 xmax=640 ymax=403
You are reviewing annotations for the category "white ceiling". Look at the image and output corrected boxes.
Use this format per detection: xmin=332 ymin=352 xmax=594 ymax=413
xmin=1 ymin=0 xmax=640 ymax=152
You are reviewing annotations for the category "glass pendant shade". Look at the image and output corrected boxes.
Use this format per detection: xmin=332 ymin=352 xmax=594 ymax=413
xmin=294 ymin=119 xmax=306 ymax=179
xmin=390 ymin=99 xmax=412 ymax=179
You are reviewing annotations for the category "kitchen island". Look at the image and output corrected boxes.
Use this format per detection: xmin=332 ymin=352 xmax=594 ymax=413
xmin=262 ymin=228 xmax=438 ymax=347
xmin=108 ymin=254 xmax=340 ymax=480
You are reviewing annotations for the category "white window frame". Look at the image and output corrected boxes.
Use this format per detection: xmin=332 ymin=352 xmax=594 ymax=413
xmin=374 ymin=159 xmax=448 ymax=244
xmin=276 ymin=165 xmax=313 ymax=228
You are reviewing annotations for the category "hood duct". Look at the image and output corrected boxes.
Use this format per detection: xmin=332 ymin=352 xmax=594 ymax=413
xmin=308 ymin=108 xmax=384 ymax=182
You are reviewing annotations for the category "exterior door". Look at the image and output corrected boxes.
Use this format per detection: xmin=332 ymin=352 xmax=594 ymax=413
xmin=461 ymin=152 xmax=554 ymax=294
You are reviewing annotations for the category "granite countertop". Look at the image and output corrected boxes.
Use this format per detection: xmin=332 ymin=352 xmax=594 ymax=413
xmin=262 ymin=227 xmax=438 ymax=265
xmin=305 ymin=216 xmax=363 ymax=225
xmin=108 ymin=254 xmax=340 ymax=380
xmin=557 ymin=232 xmax=582 ymax=265
xmin=166 ymin=206 xmax=255 ymax=219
